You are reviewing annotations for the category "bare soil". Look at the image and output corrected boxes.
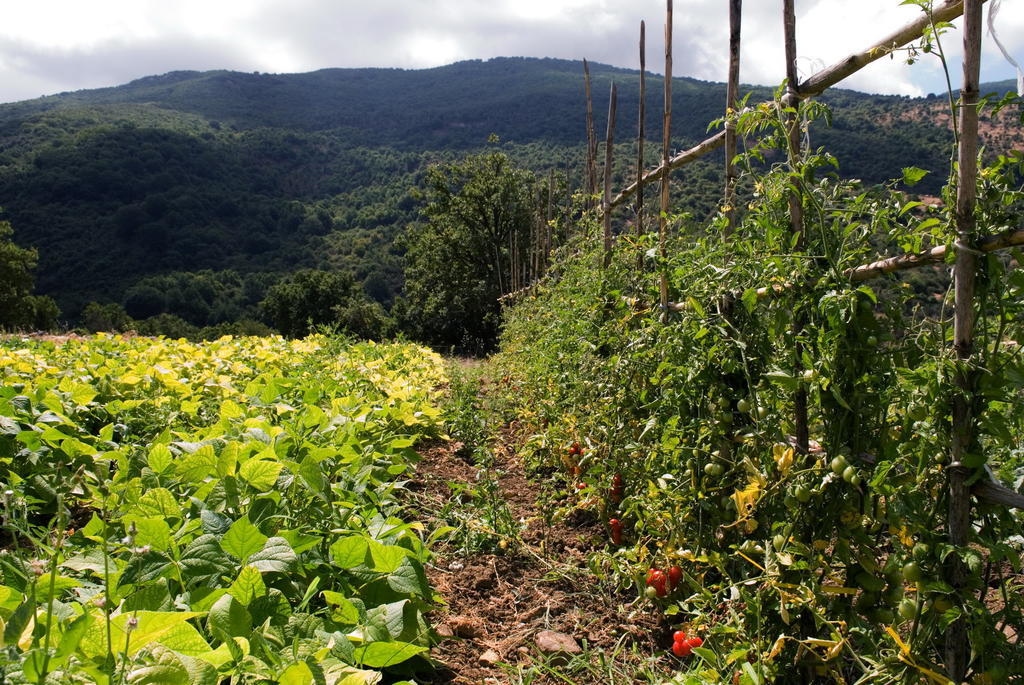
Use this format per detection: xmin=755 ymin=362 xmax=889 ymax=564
xmin=411 ymin=436 xmax=667 ymax=684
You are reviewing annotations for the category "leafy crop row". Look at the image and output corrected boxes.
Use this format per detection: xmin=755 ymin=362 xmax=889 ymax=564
xmin=0 ymin=334 xmax=445 ymax=684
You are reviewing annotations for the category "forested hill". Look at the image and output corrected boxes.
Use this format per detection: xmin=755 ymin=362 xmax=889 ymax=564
xmin=0 ymin=57 xmax=1017 ymax=325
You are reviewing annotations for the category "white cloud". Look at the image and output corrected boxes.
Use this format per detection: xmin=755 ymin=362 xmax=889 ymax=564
xmin=0 ymin=0 xmax=1019 ymax=103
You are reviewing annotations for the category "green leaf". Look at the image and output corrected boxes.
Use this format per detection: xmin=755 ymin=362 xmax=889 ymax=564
xmin=207 ymin=594 xmax=252 ymax=640
xmin=901 ymin=166 xmax=929 ymax=187
xmin=178 ymin=534 xmax=232 ymax=586
xmin=119 ymin=550 xmax=173 ymax=588
xmin=126 ymin=516 xmax=173 ymax=552
xmin=227 ymin=566 xmax=266 ymax=606
xmin=177 ymin=444 xmax=217 ymax=483
xmin=353 ymin=641 xmax=428 ymax=668
xmin=238 ymin=458 xmax=284 ymax=492
xmin=387 ymin=557 xmax=430 ymax=598
xmin=279 ymin=662 xmax=314 ymax=685
xmin=246 ymin=537 xmax=296 ymax=573
xmin=331 ymin=536 xmax=371 ymax=569
xmin=222 ymin=517 xmax=268 ymax=562
xmin=135 ymin=488 xmax=182 ymax=521
xmin=148 ymin=444 xmax=173 ymax=474
xmin=80 ymin=611 xmax=210 ymax=658
xmin=54 ymin=610 xmax=93 ymax=665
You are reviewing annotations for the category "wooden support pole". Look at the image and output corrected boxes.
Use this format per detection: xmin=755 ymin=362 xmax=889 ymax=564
xmin=636 ymin=20 xmax=647 ymax=263
xmin=584 ymin=60 xmax=598 ymax=209
xmin=724 ymin=0 xmax=742 ymax=236
xmin=603 ymin=82 xmax=618 ymax=268
xmin=783 ymin=0 xmax=809 ymax=455
xmin=659 ymin=0 xmax=673 ymax=310
xmin=946 ymin=0 xmax=983 ymax=680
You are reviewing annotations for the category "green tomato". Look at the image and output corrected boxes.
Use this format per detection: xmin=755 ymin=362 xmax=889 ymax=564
xmin=902 ymin=561 xmax=924 ymax=583
xmin=704 ymin=463 xmax=725 ymax=477
xmin=898 ymin=598 xmax=918 ymax=621
xmin=831 ymin=455 xmax=849 ymax=475
xmin=756 ymin=406 xmax=769 ymax=420
xmin=645 ymin=586 xmax=658 ymax=600
xmin=842 ymin=465 xmax=858 ymax=483
xmin=865 ymin=335 xmax=878 ymax=347
xmin=718 ymin=396 xmax=731 ymax=410
xmin=718 ymin=412 xmax=733 ymax=425
xmin=794 ymin=485 xmax=811 ymax=503
xmin=736 ymin=398 xmax=751 ymax=413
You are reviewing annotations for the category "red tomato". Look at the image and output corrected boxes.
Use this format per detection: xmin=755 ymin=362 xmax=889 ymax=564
xmin=609 ymin=518 xmax=622 ymax=545
xmin=686 ymin=636 xmax=703 ymax=649
xmin=650 ymin=570 xmax=668 ymax=597
xmin=668 ymin=565 xmax=683 ymax=589
xmin=671 ymin=641 xmax=692 ymax=657
xmin=672 ymin=630 xmax=688 ymax=644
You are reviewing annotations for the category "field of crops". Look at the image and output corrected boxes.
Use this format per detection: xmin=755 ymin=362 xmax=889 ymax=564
xmin=0 ymin=334 xmax=445 ymax=684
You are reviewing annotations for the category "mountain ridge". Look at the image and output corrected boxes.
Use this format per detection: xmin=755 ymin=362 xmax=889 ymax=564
xmin=0 ymin=57 xmax=1017 ymax=326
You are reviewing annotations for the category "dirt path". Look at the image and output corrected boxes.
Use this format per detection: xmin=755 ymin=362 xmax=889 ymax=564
xmin=410 ymin=430 xmax=668 ymax=684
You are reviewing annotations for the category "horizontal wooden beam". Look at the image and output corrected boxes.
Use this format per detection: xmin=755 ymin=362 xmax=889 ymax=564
xmin=664 ymin=227 xmax=1024 ymax=312
xmin=609 ymin=131 xmax=726 ymax=209
xmin=799 ymin=0 xmax=975 ymax=97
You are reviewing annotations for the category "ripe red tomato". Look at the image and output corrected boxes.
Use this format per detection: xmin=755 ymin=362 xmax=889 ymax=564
xmin=646 ymin=568 xmax=659 ymax=585
xmin=649 ymin=570 xmax=668 ymax=597
xmin=671 ymin=641 xmax=692 ymax=657
xmin=609 ymin=518 xmax=622 ymax=545
xmin=668 ymin=565 xmax=682 ymax=589
xmin=672 ymin=630 xmax=688 ymax=644
xmin=610 ymin=473 xmax=625 ymax=503
xmin=686 ymin=636 xmax=703 ymax=649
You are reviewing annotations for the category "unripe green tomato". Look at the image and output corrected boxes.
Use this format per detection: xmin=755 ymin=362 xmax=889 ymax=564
xmin=704 ymin=462 xmax=724 ymax=477
xmin=902 ymin=561 xmax=923 ymax=583
xmin=930 ymin=596 xmax=953 ymax=613
xmin=737 ymin=399 xmax=751 ymax=413
xmin=898 ymin=598 xmax=918 ymax=621
xmin=865 ymin=335 xmax=878 ymax=347
xmin=645 ymin=586 xmax=658 ymax=599
xmin=756 ymin=406 xmax=769 ymax=420
xmin=912 ymin=543 xmax=929 ymax=561
xmin=718 ymin=396 xmax=731 ymax=410
xmin=784 ymin=494 xmax=799 ymax=510
xmin=718 ymin=411 xmax=733 ymax=425
xmin=842 ymin=465 xmax=858 ymax=483
xmin=794 ymin=485 xmax=811 ymax=503
xmin=850 ymin=473 xmax=862 ymax=488
xmin=831 ymin=456 xmax=849 ymax=475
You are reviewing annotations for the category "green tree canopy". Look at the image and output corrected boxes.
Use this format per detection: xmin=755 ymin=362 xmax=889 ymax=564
xmin=0 ymin=221 xmax=59 ymax=330
xmin=400 ymin=150 xmax=537 ymax=352
xmin=260 ymin=269 xmax=392 ymax=339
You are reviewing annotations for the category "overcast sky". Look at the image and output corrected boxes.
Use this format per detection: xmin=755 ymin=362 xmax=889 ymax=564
xmin=0 ymin=1 xmax=1020 ymax=104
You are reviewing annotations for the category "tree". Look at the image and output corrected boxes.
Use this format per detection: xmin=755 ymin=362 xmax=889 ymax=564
xmin=400 ymin=150 xmax=537 ymax=352
xmin=0 ymin=221 xmax=59 ymax=330
xmin=259 ymin=269 xmax=393 ymax=339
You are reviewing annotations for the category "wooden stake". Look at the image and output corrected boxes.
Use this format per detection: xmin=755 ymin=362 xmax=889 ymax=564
xmin=946 ymin=0 xmax=983 ymax=679
xmin=636 ymin=20 xmax=647 ymax=259
xmin=659 ymin=0 xmax=673 ymax=311
xmin=603 ymin=82 xmax=618 ymax=268
xmin=584 ymin=60 xmax=598 ymax=208
xmin=724 ymin=0 xmax=742 ymax=236
xmin=783 ymin=0 xmax=809 ymax=455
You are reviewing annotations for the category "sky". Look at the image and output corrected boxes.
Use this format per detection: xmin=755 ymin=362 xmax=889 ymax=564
xmin=0 ymin=1 xmax=1020 ymax=105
